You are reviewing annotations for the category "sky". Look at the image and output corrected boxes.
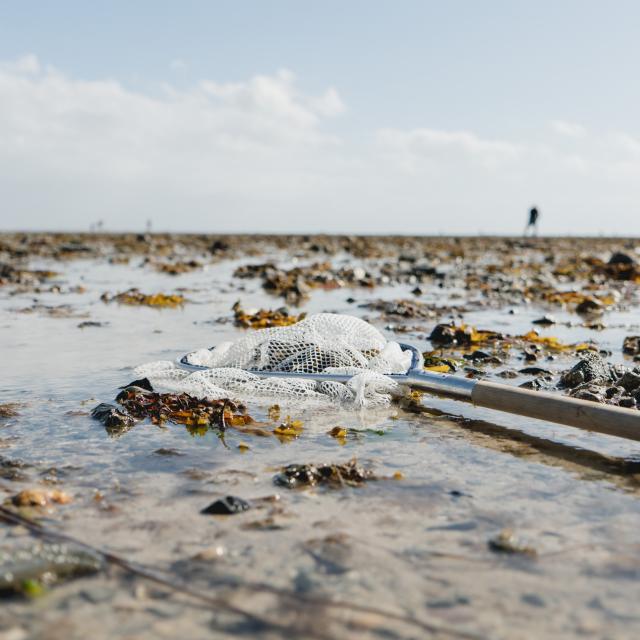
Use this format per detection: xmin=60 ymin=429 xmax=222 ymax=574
xmin=1 ymin=0 xmax=640 ymax=235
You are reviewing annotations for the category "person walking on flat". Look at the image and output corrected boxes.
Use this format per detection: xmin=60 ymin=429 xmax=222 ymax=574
xmin=525 ymin=206 xmax=539 ymax=236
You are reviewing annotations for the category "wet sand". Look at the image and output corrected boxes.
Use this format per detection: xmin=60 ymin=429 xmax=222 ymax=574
xmin=1 ymin=233 xmax=640 ymax=639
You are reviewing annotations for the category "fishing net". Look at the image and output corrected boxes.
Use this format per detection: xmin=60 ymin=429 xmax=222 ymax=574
xmin=135 ymin=314 xmax=413 ymax=408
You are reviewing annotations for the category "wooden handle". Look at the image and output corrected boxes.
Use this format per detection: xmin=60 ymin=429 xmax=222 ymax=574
xmin=472 ymin=380 xmax=640 ymax=441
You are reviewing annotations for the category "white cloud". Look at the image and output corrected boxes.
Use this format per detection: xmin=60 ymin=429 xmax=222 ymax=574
xmin=309 ymin=87 xmax=345 ymax=117
xmin=1 ymin=55 xmax=640 ymax=234
xmin=550 ymin=120 xmax=587 ymax=138
xmin=0 ymin=54 xmax=40 ymax=74
xmin=0 ymin=56 xmax=346 ymax=229
xmin=377 ymin=128 xmax=520 ymax=171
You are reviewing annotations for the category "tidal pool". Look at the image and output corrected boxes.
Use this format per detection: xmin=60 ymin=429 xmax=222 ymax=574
xmin=1 ymin=234 xmax=640 ymax=639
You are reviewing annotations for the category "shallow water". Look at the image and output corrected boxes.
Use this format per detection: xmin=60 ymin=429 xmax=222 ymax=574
xmin=2 ymin=238 xmax=640 ymax=639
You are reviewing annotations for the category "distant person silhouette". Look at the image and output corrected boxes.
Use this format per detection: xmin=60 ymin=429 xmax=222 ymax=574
xmin=525 ymin=206 xmax=539 ymax=236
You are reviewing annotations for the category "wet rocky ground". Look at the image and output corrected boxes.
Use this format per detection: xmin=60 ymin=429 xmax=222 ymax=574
xmin=1 ymin=232 xmax=640 ymax=639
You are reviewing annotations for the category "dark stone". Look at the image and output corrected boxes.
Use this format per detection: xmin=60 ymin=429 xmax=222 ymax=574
xmin=619 ymin=397 xmax=637 ymax=409
xmin=619 ymin=371 xmax=640 ymax=393
xmin=576 ymin=298 xmax=603 ymax=315
xmin=559 ymin=352 xmax=611 ymax=389
xmin=429 ymin=323 xmax=473 ymax=347
xmin=519 ymin=367 xmax=552 ymax=376
xmin=521 ymin=593 xmax=546 ymax=608
xmin=118 ymin=377 xmax=154 ymax=392
xmin=201 ymin=496 xmax=251 ymax=515
xmin=532 ymin=315 xmax=556 ymax=326
xmin=210 ymin=239 xmax=230 ymax=253
xmin=608 ymin=252 xmax=635 ymax=265
xmin=572 ymin=390 xmax=605 ymax=403
xmin=519 ymin=377 xmax=553 ymax=390
xmin=91 ymin=403 xmax=135 ymax=429
xmin=623 ymin=336 xmax=640 ymax=356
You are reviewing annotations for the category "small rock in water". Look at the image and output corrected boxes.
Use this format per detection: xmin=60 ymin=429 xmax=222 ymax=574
xmin=519 ymin=367 xmax=552 ymax=377
xmin=608 ymin=252 xmax=635 ymax=266
xmin=618 ymin=370 xmax=640 ymax=393
xmin=576 ymin=298 xmax=603 ymax=315
xmin=532 ymin=315 xmax=556 ymax=326
xmin=519 ymin=377 xmax=553 ymax=390
xmin=559 ymin=352 xmax=614 ymax=389
xmin=274 ymin=459 xmax=376 ymax=489
xmin=153 ymin=448 xmax=183 ymax=456
xmin=119 ymin=377 xmax=154 ymax=392
xmin=77 ymin=321 xmax=107 ymax=329
xmin=91 ymin=403 xmax=135 ymax=429
xmin=571 ymin=388 xmax=606 ymax=403
xmin=488 ymin=529 xmax=536 ymax=556
xmin=429 ymin=323 xmax=472 ymax=347
xmin=200 ymin=495 xmax=251 ymax=515
xmin=623 ymin=336 xmax=640 ymax=356
xmin=11 ymin=488 xmax=72 ymax=507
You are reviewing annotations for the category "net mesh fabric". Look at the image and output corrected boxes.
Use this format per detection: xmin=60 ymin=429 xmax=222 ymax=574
xmin=135 ymin=314 xmax=412 ymax=407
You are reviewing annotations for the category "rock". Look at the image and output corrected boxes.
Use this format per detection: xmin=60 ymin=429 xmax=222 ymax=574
xmin=608 ymin=252 xmax=635 ymax=265
xmin=11 ymin=488 xmax=72 ymax=507
xmin=520 ymin=377 xmax=553 ymax=390
xmin=488 ymin=529 xmax=536 ymax=556
xmin=429 ymin=323 xmax=473 ymax=346
xmin=463 ymin=350 xmax=501 ymax=364
xmin=532 ymin=315 xmax=556 ymax=326
xmin=200 ymin=496 xmax=251 ymax=515
xmin=571 ymin=389 xmax=606 ymax=403
xmin=559 ymin=352 xmax=612 ymax=389
xmin=521 ymin=593 xmax=546 ymax=608
xmin=619 ymin=397 xmax=637 ymax=408
xmin=519 ymin=367 xmax=552 ymax=376
xmin=274 ymin=460 xmax=375 ymax=489
xmin=119 ymin=377 xmax=154 ymax=392
xmin=498 ymin=369 xmax=519 ymax=379
xmin=576 ymin=298 xmax=603 ymax=315
xmin=623 ymin=336 xmax=640 ymax=356
xmin=210 ymin=239 xmax=230 ymax=254
xmin=618 ymin=371 xmax=640 ymax=393
xmin=91 ymin=403 xmax=135 ymax=430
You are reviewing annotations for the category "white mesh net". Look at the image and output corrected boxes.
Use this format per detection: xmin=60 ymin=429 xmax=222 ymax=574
xmin=134 ymin=314 xmax=413 ymax=408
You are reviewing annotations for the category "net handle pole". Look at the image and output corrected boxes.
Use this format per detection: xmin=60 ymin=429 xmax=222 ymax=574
xmin=407 ymin=370 xmax=640 ymax=440
xmin=471 ymin=380 xmax=640 ymax=441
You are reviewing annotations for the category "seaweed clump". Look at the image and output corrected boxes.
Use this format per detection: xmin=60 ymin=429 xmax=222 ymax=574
xmin=232 ymin=301 xmax=306 ymax=329
xmin=101 ymin=288 xmax=185 ymax=308
xmin=92 ymin=384 xmax=254 ymax=437
xmin=274 ymin=458 xmax=376 ymax=489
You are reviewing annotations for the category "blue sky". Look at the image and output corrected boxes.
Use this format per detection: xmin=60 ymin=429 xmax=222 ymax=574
xmin=1 ymin=1 xmax=639 ymax=234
